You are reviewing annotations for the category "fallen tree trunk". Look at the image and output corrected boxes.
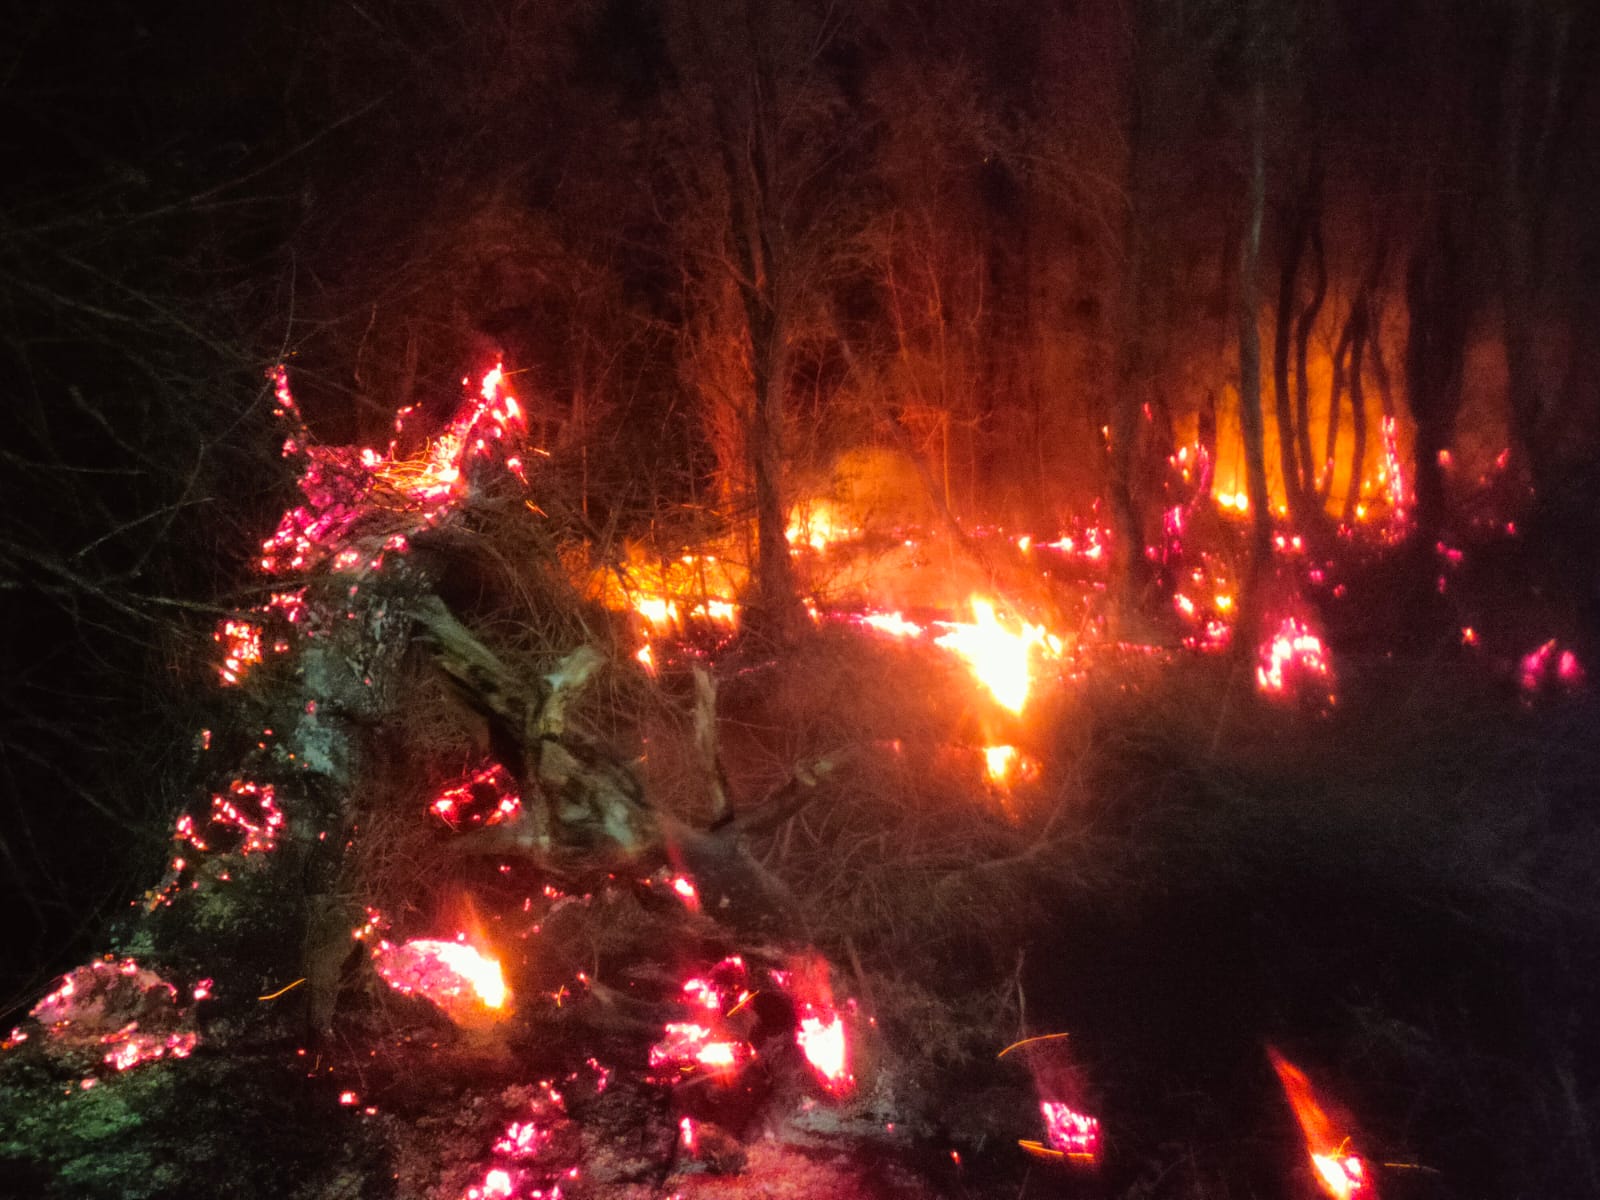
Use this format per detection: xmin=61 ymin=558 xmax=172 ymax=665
xmin=409 ymin=591 xmax=849 ymax=940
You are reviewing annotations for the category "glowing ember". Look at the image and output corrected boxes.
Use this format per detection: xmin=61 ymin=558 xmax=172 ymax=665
xmin=1377 ymin=416 xmax=1409 ymax=535
xmin=20 ymin=958 xmax=202 ymax=1077
xmin=102 ymin=1030 xmax=198 ymax=1072
xmin=374 ymin=937 xmax=508 ymax=1018
xmin=1269 ymin=1048 xmax=1375 ymax=1200
xmin=1519 ymin=639 xmax=1585 ymax=693
xmin=648 ymin=1021 xmax=751 ymax=1078
xmin=1040 ymin=1099 xmax=1101 ymax=1162
xmin=215 ymin=618 xmax=263 ymax=685
xmin=1256 ymin=617 xmax=1335 ymax=705
xmin=935 ymin=597 xmax=1057 ymax=714
xmin=667 ymin=873 xmax=701 ymax=912
xmin=430 ymin=764 xmax=522 ymax=831
xmin=779 ymin=954 xmax=855 ymax=1096
xmin=258 ymin=363 xmax=528 ymax=578
xmin=174 ymin=779 xmax=284 ymax=858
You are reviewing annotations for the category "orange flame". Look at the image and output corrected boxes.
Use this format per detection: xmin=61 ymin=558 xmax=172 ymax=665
xmin=1268 ymin=1048 xmax=1376 ymax=1200
xmin=373 ymin=937 xmax=508 ymax=1018
xmin=935 ymin=597 xmax=1058 ymax=715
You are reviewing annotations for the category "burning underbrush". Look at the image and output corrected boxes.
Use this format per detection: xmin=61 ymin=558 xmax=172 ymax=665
xmin=4 ymin=361 xmax=1598 ymax=1200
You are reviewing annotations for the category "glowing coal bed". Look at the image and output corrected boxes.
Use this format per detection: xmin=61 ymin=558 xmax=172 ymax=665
xmin=7 ymin=958 xmax=203 ymax=1082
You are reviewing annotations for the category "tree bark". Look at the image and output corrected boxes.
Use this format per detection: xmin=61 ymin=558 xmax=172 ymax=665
xmin=1293 ymin=222 xmax=1327 ymax=496
xmin=1273 ymin=161 xmax=1320 ymax=527
xmin=1342 ymin=297 xmax=1370 ymax=524
xmin=1107 ymin=13 xmax=1159 ymax=626
xmin=1405 ymin=224 xmax=1469 ymax=550
xmin=1236 ymin=80 xmax=1274 ymax=647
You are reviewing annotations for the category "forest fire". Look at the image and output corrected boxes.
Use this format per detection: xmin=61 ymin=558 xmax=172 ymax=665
xmin=373 ymin=937 xmax=509 ymax=1019
xmin=786 ymin=500 xmax=857 ymax=552
xmin=14 ymin=4 xmax=1600 ymax=1197
xmin=1269 ymin=1049 xmax=1375 ymax=1200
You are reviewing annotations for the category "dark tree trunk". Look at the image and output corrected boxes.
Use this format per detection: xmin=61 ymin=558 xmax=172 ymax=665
xmin=746 ymin=302 xmax=802 ymax=636
xmin=1293 ymin=222 xmax=1327 ymax=502
xmin=1498 ymin=2 xmax=1570 ymax=500
xmin=1321 ymin=305 xmax=1358 ymax=505
xmin=1107 ymin=29 xmax=1159 ymax=625
xmin=1273 ymin=161 xmax=1321 ymax=527
xmin=1237 ymin=80 xmax=1274 ymax=647
xmin=1405 ymin=223 xmax=1470 ymax=549
xmin=1342 ymin=299 xmax=1370 ymax=524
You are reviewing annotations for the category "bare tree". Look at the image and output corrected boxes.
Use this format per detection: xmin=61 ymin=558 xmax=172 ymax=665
xmin=658 ymin=0 xmax=860 ymax=639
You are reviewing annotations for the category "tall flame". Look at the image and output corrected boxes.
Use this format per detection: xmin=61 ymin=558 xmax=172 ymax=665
xmin=1268 ymin=1048 xmax=1376 ymax=1200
